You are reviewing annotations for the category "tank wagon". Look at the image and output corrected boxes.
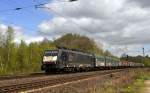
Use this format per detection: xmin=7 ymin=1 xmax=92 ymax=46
xmin=41 ymin=48 xmax=144 ymax=73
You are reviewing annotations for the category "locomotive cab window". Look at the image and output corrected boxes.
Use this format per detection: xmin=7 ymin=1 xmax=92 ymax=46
xmin=44 ymin=52 xmax=58 ymax=56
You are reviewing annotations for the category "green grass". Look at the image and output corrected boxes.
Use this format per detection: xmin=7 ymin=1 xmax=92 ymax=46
xmin=120 ymin=71 xmax=150 ymax=93
xmin=86 ymin=69 xmax=149 ymax=93
xmin=121 ymin=79 xmax=144 ymax=93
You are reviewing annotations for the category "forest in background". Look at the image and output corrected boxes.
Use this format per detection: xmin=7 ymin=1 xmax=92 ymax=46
xmin=0 ymin=26 xmax=112 ymax=75
xmin=0 ymin=26 xmax=149 ymax=75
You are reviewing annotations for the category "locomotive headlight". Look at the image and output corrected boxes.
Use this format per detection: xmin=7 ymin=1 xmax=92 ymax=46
xmin=43 ymin=56 xmax=57 ymax=62
xmin=43 ymin=56 xmax=51 ymax=62
xmin=43 ymin=56 xmax=48 ymax=62
xmin=52 ymin=56 xmax=57 ymax=61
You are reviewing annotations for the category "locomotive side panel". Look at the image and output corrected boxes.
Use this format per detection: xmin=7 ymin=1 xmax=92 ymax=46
xmin=59 ymin=49 xmax=94 ymax=68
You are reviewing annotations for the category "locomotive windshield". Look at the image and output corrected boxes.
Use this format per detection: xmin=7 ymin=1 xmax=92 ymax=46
xmin=43 ymin=50 xmax=58 ymax=62
xmin=44 ymin=52 xmax=58 ymax=56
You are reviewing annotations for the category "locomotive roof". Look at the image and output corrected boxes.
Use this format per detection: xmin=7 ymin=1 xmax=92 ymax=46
xmin=59 ymin=48 xmax=94 ymax=56
xmin=44 ymin=49 xmax=58 ymax=51
xmin=44 ymin=49 xmax=94 ymax=56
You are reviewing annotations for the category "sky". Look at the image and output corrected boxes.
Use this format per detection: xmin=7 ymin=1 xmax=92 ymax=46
xmin=0 ymin=0 xmax=150 ymax=56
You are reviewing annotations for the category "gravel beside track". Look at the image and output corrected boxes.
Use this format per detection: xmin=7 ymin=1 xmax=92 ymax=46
xmin=0 ymin=69 xmax=124 ymax=93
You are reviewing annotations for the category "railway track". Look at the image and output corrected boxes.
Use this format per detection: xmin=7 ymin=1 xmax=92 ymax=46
xmin=0 ymin=72 xmax=45 ymax=80
xmin=0 ymin=69 xmax=125 ymax=93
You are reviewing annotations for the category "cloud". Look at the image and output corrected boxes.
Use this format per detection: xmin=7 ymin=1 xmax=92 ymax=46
xmin=104 ymin=44 xmax=144 ymax=56
xmin=39 ymin=0 xmax=150 ymax=44
xmin=0 ymin=24 xmax=8 ymax=34
xmin=23 ymin=36 xmax=44 ymax=44
xmin=13 ymin=27 xmax=44 ymax=44
xmin=45 ymin=0 xmax=125 ymax=19
xmin=130 ymin=0 xmax=150 ymax=7
xmin=0 ymin=24 xmax=44 ymax=44
xmin=37 ymin=0 xmax=150 ymax=56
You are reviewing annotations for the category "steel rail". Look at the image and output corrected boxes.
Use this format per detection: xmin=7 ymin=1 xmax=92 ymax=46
xmin=0 ymin=69 xmax=125 ymax=93
xmin=0 ymin=72 xmax=44 ymax=81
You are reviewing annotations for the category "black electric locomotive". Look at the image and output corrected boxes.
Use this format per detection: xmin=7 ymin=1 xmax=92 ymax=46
xmin=41 ymin=48 xmax=95 ymax=73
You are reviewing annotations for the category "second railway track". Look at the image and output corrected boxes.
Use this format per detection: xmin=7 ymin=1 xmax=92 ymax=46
xmin=0 ymin=69 xmax=126 ymax=93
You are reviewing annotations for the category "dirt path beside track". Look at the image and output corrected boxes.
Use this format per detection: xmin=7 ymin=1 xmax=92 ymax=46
xmin=144 ymin=80 xmax=150 ymax=93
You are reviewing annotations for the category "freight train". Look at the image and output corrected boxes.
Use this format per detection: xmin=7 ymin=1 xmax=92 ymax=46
xmin=41 ymin=48 xmax=144 ymax=73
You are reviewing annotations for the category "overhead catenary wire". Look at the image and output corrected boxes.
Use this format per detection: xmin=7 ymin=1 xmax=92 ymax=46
xmin=0 ymin=0 xmax=78 ymax=30
xmin=0 ymin=0 xmax=52 ymax=31
xmin=0 ymin=0 xmax=77 ymax=13
xmin=0 ymin=0 xmax=79 ymax=34
xmin=36 ymin=5 xmax=93 ymax=35
xmin=0 ymin=3 xmax=48 ymax=13
xmin=0 ymin=0 xmax=33 ymax=19
xmin=9 ymin=0 xmax=50 ymax=22
xmin=0 ymin=0 xmax=45 ymax=31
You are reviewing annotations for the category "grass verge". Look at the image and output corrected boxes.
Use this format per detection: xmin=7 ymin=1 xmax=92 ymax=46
xmin=120 ymin=69 xmax=150 ymax=93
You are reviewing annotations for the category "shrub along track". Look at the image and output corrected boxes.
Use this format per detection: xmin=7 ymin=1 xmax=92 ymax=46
xmin=0 ymin=69 xmax=127 ymax=93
